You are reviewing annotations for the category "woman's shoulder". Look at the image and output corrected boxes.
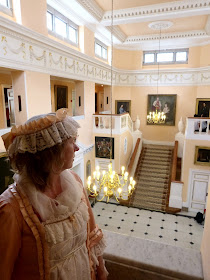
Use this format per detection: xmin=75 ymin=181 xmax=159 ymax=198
xmin=0 ymin=185 xmax=21 ymax=214
xmin=69 ymin=170 xmax=83 ymax=185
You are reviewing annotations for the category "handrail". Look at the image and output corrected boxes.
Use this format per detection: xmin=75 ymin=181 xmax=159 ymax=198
xmin=127 ymin=138 xmax=141 ymax=174
xmin=171 ymin=140 xmax=178 ymax=182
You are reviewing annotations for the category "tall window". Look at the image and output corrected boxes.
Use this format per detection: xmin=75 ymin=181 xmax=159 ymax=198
xmin=143 ymin=49 xmax=188 ymax=65
xmin=47 ymin=6 xmax=78 ymax=46
xmin=0 ymin=0 xmax=12 ymax=16
xmin=95 ymin=39 xmax=108 ymax=60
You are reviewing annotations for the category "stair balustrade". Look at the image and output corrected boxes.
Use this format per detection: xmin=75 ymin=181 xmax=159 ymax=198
xmin=93 ymin=113 xmax=133 ymax=135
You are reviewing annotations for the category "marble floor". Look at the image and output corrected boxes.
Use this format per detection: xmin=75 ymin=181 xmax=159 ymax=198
xmin=92 ymin=202 xmax=204 ymax=251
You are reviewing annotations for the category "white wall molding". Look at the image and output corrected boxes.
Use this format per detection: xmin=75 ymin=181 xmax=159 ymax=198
xmin=102 ymin=0 xmax=210 ymax=26
xmin=1 ymin=16 xmax=210 ymax=86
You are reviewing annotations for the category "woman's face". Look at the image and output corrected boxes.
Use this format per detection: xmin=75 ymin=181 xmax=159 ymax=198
xmin=62 ymin=137 xmax=79 ymax=170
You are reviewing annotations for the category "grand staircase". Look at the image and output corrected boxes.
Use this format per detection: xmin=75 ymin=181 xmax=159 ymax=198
xmin=130 ymin=144 xmax=173 ymax=212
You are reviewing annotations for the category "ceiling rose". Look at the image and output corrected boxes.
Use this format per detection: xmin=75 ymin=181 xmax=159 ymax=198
xmin=148 ymin=21 xmax=173 ymax=30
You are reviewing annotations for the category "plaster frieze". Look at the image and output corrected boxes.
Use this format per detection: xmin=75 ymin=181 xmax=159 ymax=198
xmin=102 ymin=0 xmax=210 ymax=26
xmin=0 ymin=16 xmax=210 ymax=87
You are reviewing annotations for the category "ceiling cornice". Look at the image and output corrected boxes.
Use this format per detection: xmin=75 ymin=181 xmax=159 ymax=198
xmin=75 ymin=0 xmax=104 ymax=22
xmin=117 ymin=30 xmax=209 ymax=50
xmin=102 ymin=0 xmax=210 ymax=26
xmin=106 ymin=25 xmax=127 ymax=43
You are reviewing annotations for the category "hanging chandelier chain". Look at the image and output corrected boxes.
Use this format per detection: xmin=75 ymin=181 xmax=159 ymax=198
xmin=157 ymin=27 xmax=161 ymax=96
xmin=110 ymin=0 xmax=113 ymax=162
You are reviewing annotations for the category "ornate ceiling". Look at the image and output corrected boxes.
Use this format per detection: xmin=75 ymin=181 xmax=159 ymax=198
xmin=48 ymin=0 xmax=210 ymax=50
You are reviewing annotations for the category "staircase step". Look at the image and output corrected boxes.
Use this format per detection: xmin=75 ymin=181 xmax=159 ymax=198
xmin=136 ymin=184 xmax=168 ymax=193
xmin=131 ymin=200 xmax=165 ymax=211
xmin=134 ymin=190 xmax=167 ymax=199
xmin=137 ymin=164 xmax=170 ymax=172
xmin=137 ymin=169 xmax=170 ymax=177
xmin=137 ymin=176 xmax=169 ymax=183
xmin=143 ymin=150 xmax=172 ymax=156
xmin=140 ymin=160 xmax=171 ymax=167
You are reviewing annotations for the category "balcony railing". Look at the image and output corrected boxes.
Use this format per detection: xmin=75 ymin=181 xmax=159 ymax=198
xmin=93 ymin=113 xmax=133 ymax=135
xmin=185 ymin=117 xmax=210 ymax=140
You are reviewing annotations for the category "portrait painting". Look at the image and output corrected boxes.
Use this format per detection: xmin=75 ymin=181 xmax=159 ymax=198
xmin=195 ymin=98 xmax=210 ymax=117
xmin=115 ymin=100 xmax=131 ymax=115
xmin=147 ymin=94 xmax=177 ymax=126
xmin=194 ymin=146 xmax=210 ymax=166
xmin=95 ymin=137 xmax=114 ymax=159
xmin=54 ymin=85 xmax=68 ymax=110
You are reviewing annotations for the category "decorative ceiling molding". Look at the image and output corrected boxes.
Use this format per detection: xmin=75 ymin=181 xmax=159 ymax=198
xmin=102 ymin=0 xmax=210 ymax=26
xmin=125 ymin=30 xmax=208 ymax=44
xmin=0 ymin=15 xmax=210 ymax=87
xmin=75 ymin=0 xmax=104 ymax=22
xmin=106 ymin=25 xmax=126 ymax=43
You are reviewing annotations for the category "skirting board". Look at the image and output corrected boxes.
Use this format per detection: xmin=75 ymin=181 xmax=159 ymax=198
xmin=143 ymin=139 xmax=174 ymax=146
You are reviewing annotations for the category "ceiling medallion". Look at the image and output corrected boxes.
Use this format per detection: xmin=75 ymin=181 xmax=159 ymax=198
xmin=148 ymin=21 xmax=173 ymax=30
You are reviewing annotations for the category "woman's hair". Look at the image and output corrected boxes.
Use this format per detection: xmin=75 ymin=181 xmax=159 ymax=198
xmin=10 ymin=141 xmax=68 ymax=191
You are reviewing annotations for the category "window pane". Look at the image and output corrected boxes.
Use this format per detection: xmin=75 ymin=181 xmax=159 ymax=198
xmin=102 ymin=47 xmax=107 ymax=59
xmin=69 ymin=26 xmax=77 ymax=43
xmin=176 ymin=51 xmax=187 ymax=62
xmin=95 ymin=43 xmax=102 ymax=57
xmin=0 ymin=0 xmax=8 ymax=7
xmin=47 ymin=12 xmax=53 ymax=31
xmin=157 ymin=52 xmax=173 ymax=62
xmin=55 ymin=17 xmax=67 ymax=37
xmin=144 ymin=53 xmax=155 ymax=63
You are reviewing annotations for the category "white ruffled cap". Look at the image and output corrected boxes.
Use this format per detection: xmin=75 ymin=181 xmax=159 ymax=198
xmin=2 ymin=109 xmax=80 ymax=157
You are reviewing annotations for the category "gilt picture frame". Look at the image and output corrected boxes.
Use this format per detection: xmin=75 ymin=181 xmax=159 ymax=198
xmin=147 ymin=94 xmax=177 ymax=126
xmin=115 ymin=100 xmax=131 ymax=115
xmin=95 ymin=136 xmax=114 ymax=159
xmin=195 ymin=98 xmax=210 ymax=117
xmin=194 ymin=146 xmax=210 ymax=166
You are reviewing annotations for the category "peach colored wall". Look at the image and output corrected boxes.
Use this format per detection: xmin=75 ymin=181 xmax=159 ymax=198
xmin=24 ymin=71 xmax=51 ymax=118
xmin=51 ymin=79 xmax=75 ymax=114
xmin=0 ymin=74 xmax=12 ymax=129
xmin=182 ymin=139 xmax=210 ymax=202
xmin=119 ymin=130 xmax=133 ymax=169
xmin=104 ymin=86 xmax=111 ymax=112
xmin=84 ymin=149 xmax=95 ymax=183
xmin=199 ymin=44 xmax=210 ymax=67
xmin=75 ymin=81 xmax=84 ymax=116
xmin=20 ymin=0 xmax=47 ymax=35
xmin=201 ymin=181 xmax=210 ymax=280
xmin=113 ymin=49 xmax=143 ymax=70
xmin=113 ymin=46 xmax=202 ymax=71
xmin=76 ymin=81 xmax=95 ymax=146
xmin=95 ymin=85 xmax=104 ymax=113
xmin=11 ymin=71 xmax=28 ymax=125
xmin=113 ymin=85 xmax=198 ymax=142
xmin=83 ymin=26 xmax=94 ymax=57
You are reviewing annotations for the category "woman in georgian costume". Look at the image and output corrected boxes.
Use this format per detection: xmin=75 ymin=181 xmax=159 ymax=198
xmin=0 ymin=108 xmax=107 ymax=280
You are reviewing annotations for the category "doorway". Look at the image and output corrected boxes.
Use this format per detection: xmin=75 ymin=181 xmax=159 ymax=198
xmin=2 ymin=85 xmax=14 ymax=128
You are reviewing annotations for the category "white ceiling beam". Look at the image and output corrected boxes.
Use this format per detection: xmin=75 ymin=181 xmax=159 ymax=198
xmin=102 ymin=0 xmax=210 ymax=26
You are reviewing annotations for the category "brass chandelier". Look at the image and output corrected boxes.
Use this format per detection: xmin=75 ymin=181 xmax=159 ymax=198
xmin=87 ymin=0 xmax=135 ymax=203
xmin=147 ymin=23 xmax=166 ymax=124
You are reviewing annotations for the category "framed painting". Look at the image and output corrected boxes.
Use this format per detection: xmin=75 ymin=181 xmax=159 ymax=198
xmin=54 ymin=85 xmax=68 ymax=110
xmin=195 ymin=98 xmax=210 ymax=117
xmin=147 ymin=94 xmax=177 ymax=126
xmin=115 ymin=100 xmax=131 ymax=115
xmin=194 ymin=146 xmax=210 ymax=166
xmin=95 ymin=136 xmax=114 ymax=159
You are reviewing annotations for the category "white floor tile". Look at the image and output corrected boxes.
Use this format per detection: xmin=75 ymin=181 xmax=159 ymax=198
xmin=93 ymin=202 xmax=203 ymax=251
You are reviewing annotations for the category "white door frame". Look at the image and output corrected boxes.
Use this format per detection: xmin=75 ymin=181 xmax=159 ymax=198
xmin=187 ymin=169 xmax=210 ymax=212
xmin=1 ymin=84 xmax=12 ymax=128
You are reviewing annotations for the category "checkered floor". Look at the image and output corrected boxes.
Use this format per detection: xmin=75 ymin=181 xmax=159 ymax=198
xmin=92 ymin=202 xmax=204 ymax=250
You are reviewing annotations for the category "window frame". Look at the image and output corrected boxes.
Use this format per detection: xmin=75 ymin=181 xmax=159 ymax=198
xmin=47 ymin=5 xmax=79 ymax=47
xmin=143 ymin=48 xmax=189 ymax=65
xmin=0 ymin=0 xmax=13 ymax=16
xmin=95 ymin=39 xmax=108 ymax=61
